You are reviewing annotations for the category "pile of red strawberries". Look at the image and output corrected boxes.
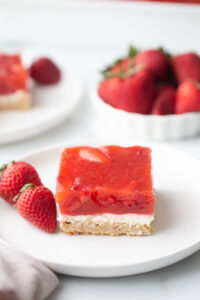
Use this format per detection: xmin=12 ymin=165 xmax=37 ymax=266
xmin=98 ymin=46 xmax=200 ymax=115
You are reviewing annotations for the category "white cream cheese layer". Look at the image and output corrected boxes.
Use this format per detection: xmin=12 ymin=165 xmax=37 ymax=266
xmin=61 ymin=213 xmax=154 ymax=226
xmin=0 ymin=90 xmax=24 ymax=102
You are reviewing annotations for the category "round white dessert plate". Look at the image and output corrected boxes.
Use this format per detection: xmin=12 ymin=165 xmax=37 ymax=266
xmin=0 ymin=141 xmax=200 ymax=277
xmin=0 ymin=57 xmax=83 ymax=144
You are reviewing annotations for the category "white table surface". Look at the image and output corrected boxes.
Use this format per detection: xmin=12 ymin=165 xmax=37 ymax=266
xmin=0 ymin=1 xmax=200 ymax=299
xmin=0 ymin=47 xmax=200 ymax=300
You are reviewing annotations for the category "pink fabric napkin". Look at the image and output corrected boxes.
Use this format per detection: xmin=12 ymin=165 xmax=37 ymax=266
xmin=0 ymin=242 xmax=59 ymax=300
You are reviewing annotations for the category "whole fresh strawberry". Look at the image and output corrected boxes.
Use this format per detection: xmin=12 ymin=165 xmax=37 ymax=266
xmin=134 ymin=49 xmax=170 ymax=80
xmin=0 ymin=161 xmax=42 ymax=205
xmin=171 ymin=52 xmax=200 ymax=85
xmin=16 ymin=184 xmax=57 ymax=233
xmin=118 ymin=70 xmax=157 ymax=113
xmin=30 ymin=57 xmax=61 ymax=84
xmin=98 ymin=77 xmax=123 ymax=107
xmin=175 ymin=80 xmax=200 ymax=114
xmin=151 ymin=85 xmax=176 ymax=115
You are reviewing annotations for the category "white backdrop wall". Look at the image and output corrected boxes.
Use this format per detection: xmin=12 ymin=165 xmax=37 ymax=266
xmin=0 ymin=0 xmax=200 ymax=53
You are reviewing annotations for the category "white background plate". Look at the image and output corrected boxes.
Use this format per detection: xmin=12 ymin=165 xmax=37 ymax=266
xmin=0 ymin=141 xmax=200 ymax=277
xmin=0 ymin=53 xmax=83 ymax=144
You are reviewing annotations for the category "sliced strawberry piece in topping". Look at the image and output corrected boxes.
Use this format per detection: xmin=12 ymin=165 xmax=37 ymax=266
xmin=79 ymin=147 xmax=110 ymax=163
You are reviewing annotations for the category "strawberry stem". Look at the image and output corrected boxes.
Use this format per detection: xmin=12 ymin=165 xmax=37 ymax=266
xmin=13 ymin=183 xmax=36 ymax=202
xmin=128 ymin=45 xmax=138 ymax=58
xmin=101 ymin=45 xmax=138 ymax=79
xmin=158 ymin=47 xmax=171 ymax=58
xmin=0 ymin=161 xmax=15 ymax=177
xmin=20 ymin=183 xmax=36 ymax=193
xmin=125 ymin=64 xmax=144 ymax=77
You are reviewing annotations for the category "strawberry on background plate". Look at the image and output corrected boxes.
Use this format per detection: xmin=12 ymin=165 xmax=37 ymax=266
xmin=151 ymin=85 xmax=176 ymax=115
xmin=134 ymin=49 xmax=170 ymax=81
xmin=30 ymin=57 xmax=61 ymax=85
xmin=171 ymin=52 xmax=200 ymax=85
xmin=175 ymin=80 xmax=200 ymax=114
xmin=118 ymin=70 xmax=157 ymax=114
xmin=16 ymin=184 xmax=57 ymax=233
xmin=0 ymin=161 xmax=42 ymax=205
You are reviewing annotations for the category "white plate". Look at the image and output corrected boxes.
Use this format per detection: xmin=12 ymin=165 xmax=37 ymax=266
xmin=0 ymin=142 xmax=200 ymax=277
xmin=0 ymin=58 xmax=83 ymax=144
xmin=90 ymin=75 xmax=200 ymax=141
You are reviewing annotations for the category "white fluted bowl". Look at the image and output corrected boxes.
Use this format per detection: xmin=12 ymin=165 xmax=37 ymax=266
xmin=90 ymin=78 xmax=200 ymax=141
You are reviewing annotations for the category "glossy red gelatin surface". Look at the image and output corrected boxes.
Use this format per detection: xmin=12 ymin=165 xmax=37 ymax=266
xmin=0 ymin=54 xmax=28 ymax=95
xmin=56 ymin=146 xmax=155 ymax=216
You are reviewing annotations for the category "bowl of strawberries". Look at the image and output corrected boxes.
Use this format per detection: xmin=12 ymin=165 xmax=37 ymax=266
xmin=90 ymin=46 xmax=200 ymax=140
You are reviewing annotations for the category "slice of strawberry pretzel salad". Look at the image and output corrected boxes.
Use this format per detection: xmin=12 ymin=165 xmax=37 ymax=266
xmin=56 ymin=145 xmax=155 ymax=236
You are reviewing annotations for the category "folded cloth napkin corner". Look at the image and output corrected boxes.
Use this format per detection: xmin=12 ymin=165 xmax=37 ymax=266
xmin=0 ymin=242 xmax=59 ymax=300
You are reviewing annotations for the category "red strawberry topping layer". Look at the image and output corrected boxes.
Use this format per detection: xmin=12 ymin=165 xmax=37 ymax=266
xmin=56 ymin=146 xmax=155 ymax=216
xmin=0 ymin=54 xmax=29 ymax=94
